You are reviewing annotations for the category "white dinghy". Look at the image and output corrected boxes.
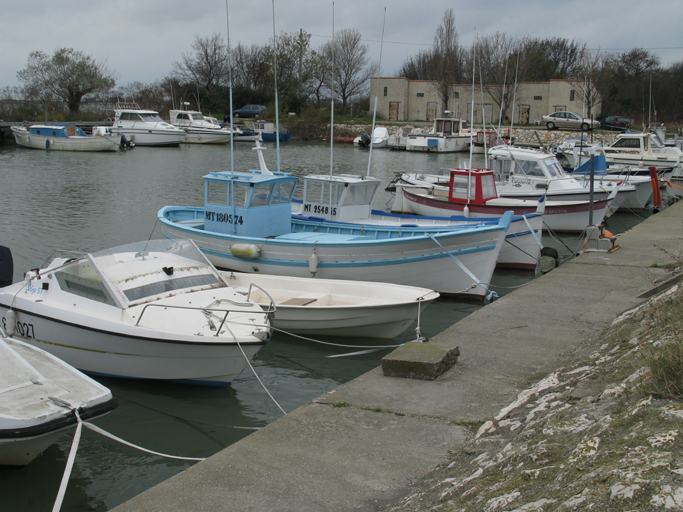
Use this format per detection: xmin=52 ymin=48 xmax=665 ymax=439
xmin=0 ymin=331 xmax=118 ymax=466
xmin=223 ymin=271 xmax=439 ymax=338
xmin=0 ymin=240 xmax=272 ymax=387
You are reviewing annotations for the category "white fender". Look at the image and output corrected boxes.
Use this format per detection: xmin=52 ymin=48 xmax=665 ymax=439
xmin=309 ymin=251 xmax=319 ymax=275
xmin=5 ymin=309 xmax=16 ymax=336
xmin=230 ymin=244 xmax=261 ymax=259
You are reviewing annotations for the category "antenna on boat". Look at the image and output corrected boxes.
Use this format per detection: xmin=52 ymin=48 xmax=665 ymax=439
xmin=225 ymin=0 xmax=235 ymax=177
xmin=366 ymin=7 xmax=386 ymax=179
xmin=271 ymin=0 xmax=282 ymax=173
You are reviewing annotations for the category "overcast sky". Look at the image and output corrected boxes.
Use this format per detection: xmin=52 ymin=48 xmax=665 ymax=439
xmin=2 ymin=0 xmax=682 ymax=89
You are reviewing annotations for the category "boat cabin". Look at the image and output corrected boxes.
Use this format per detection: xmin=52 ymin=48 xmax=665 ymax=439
xmin=431 ymin=118 xmax=469 ymax=135
xmin=488 ymin=147 xmax=567 ymax=181
xmin=170 ymin=110 xmax=206 ymax=127
xmin=447 ymin=169 xmax=498 ymax=205
xmin=28 ymin=125 xmax=87 ymax=138
xmin=204 ymin=170 xmax=298 ymax=238
xmin=300 ymin=175 xmax=381 ymax=222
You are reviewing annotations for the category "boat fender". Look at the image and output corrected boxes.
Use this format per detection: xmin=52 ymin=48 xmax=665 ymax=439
xmin=230 ymin=243 xmax=261 ymax=259
xmin=0 ymin=246 xmax=13 ymax=288
xmin=45 ymin=139 xmax=50 ymax=149
xmin=5 ymin=309 xmax=16 ymax=336
xmin=309 ymin=251 xmax=319 ymax=276
xmin=539 ymin=246 xmax=559 ymax=274
xmin=463 ymin=205 xmax=470 ymax=218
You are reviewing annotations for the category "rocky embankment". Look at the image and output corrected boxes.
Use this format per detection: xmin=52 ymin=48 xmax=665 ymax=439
xmin=379 ymin=282 xmax=683 ymax=511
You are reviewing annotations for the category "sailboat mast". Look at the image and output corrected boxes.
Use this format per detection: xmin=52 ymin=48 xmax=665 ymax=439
xmin=225 ymin=0 xmax=235 ymax=178
xmin=366 ymin=7 xmax=387 ymax=179
xmin=271 ymin=0 xmax=281 ymax=173
xmin=329 ymin=1 xmax=335 ymax=180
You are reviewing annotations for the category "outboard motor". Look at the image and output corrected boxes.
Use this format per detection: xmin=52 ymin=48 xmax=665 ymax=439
xmin=120 ymin=134 xmax=133 ymax=149
xmin=0 ymin=246 xmax=13 ymax=287
xmin=358 ymin=133 xmax=371 ymax=148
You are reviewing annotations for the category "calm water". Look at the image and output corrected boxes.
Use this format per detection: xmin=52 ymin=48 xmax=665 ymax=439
xmin=0 ymin=141 xmax=645 ymax=511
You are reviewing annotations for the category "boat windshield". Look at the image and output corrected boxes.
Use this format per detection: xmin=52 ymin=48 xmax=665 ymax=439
xmin=650 ymin=134 xmax=665 ymax=148
xmin=90 ymin=239 xmax=225 ymax=307
xmin=139 ymin=113 xmax=165 ymax=123
xmin=542 ymin=157 xmax=566 ymax=177
xmin=191 ymin=113 xmax=205 ymax=121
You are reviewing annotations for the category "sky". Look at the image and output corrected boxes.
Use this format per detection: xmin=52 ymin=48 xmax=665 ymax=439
xmin=2 ymin=0 xmax=682 ymax=90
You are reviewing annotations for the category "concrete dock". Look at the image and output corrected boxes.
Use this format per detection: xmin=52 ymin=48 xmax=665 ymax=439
xmin=111 ymin=202 xmax=683 ymax=512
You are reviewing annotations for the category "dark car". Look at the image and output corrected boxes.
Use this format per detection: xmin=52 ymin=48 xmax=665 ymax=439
xmin=601 ymin=116 xmax=631 ymax=131
xmin=233 ymin=104 xmax=266 ymax=118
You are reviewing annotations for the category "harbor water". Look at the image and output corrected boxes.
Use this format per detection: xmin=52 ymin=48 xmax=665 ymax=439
xmin=0 ymin=141 xmax=647 ymax=511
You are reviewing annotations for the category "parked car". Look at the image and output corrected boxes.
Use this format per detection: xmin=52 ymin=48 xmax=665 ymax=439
xmin=601 ymin=116 xmax=631 ymax=131
xmin=541 ymin=111 xmax=600 ymax=131
xmin=233 ymin=104 xmax=266 ymax=118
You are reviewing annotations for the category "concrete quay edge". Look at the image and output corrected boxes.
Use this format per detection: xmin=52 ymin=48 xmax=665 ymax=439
xmin=110 ymin=201 xmax=683 ymax=512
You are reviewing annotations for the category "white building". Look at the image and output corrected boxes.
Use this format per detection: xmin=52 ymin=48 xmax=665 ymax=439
xmin=368 ymin=77 xmax=600 ymax=124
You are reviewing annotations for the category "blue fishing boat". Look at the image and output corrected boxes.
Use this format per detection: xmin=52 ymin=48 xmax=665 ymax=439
xmin=158 ymin=145 xmax=512 ymax=299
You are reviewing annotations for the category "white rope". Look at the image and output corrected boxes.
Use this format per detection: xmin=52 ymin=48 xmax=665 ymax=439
xmin=236 ymin=341 xmax=287 ymax=415
xmin=52 ymin=410 xmax=83 ymax=512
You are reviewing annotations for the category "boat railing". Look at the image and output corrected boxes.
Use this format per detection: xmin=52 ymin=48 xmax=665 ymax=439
xmin=134 ymin=302 xmax=274 ymax=337
xmin=244 ymin=283 xmax=277 ymax=316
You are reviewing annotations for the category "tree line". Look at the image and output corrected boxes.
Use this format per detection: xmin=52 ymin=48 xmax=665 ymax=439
xmin=2 ymin=9 xmax=682 ymax=128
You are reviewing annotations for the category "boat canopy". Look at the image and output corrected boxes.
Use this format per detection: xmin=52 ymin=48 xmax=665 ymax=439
xmin=204 ymin=170 xmax=298 ymax=238
xmin=301 ymin=174 xmax=381 ymax=222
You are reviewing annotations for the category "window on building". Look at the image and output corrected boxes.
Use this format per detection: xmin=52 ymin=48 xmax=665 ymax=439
xmin=570 ymin=90 xmax=575 ymax=101
xmin=383 ymin=87 xmax=388 ymax=97
xmin=453 ymin=92 xmax=460 ymax=99
xmin=534 ymin=96 xmax=542 ymax=101
xmin=417 ymin=92 xmax=424 ymax=97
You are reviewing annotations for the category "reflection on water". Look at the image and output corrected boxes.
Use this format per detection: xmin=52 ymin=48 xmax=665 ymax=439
xmin=0 ymin=141 xmax=647 ymax=511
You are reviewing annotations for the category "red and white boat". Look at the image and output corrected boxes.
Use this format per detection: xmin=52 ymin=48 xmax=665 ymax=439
xmin=392 ymin=168 xmax=616 ymax=233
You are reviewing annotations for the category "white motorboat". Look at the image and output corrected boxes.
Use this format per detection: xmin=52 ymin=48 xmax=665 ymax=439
xmin=393 ymin=168 xmax=615 ymax=233
xmin=0 ymin=240 xmax=272 ymax=387
xmin=111 ymin=103 xmax=187 ymax=147
xmin=603 ymin=132 xmax=683 ymax=169
xmin=0 ymin=331 xmax=118 ymax=466
xmin=405 ymin=118 xmax=472 ymax=153
xmin=488 ymin=145 xmax=617 ymax=203
xmin=223 ymin=272 xmax=439 ymax=338
xmin=354 ymin=127 xmax=390 ymax=148
xmin=169 ymin=109 xmax=236 ymax=144
xmin=11 ymin=125 xmax=121 ymax=152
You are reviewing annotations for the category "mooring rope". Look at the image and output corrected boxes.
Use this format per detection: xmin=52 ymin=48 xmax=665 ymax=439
xmin=50 ymin=400 xmax=205 ymax=512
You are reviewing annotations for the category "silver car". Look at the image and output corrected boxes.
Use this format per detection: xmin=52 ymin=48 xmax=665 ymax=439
xmin=541 ymin=111 xmax=600 ymax=131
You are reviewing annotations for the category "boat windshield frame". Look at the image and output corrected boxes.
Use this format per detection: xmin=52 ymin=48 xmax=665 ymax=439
xmin=51 ymin=240 xmax=226 ymax=309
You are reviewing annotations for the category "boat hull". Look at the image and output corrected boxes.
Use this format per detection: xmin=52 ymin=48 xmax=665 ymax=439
xmin=182 ymin=129 xmax=232 ymax=144
xmin=0 ymin=305 xmax=264 ymax=387
xmin=405 ymin=135 xmax=470 ymax=153
xmin=399 ymin=187 xmax=610 ymax=233
xmin=223 ymin=272 xmax=439 ymax=338
xmin=112 ymin=127 xmax=185 ymax=147
xmin=11 ymin=127 xmax=119 ymax=152
xmin=0 ymin=337 xmax=117 ymax=466
xmin=159 ymin=207 xmax=509 ymax=299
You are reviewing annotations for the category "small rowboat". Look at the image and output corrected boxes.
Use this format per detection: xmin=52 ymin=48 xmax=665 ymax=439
xmin=223 ymin=271 xmax=439 ymax=338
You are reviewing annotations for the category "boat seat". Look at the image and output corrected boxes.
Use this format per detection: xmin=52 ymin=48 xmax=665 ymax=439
xmin=281 ymin=297 xmax=317 ymax=306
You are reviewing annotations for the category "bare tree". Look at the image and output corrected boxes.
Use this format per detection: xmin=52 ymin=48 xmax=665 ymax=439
xmin=173 ymin=33 xmax=228 ymax=92
xmin=326 ymin=28 xmax=378 ymax=112
xmin=430 ymin=9 xmax=464 ymax=112
xmin=17 ymin=48 xmax=116 ymax=113
xmin=397 ymin=49 xmax=433 ymax=80
xmin=470 ymin=32 xmax=521 ymax=123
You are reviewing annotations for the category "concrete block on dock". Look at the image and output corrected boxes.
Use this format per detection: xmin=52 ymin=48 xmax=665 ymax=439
xmin=381 ymin=342 xmax=459 ymax=380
